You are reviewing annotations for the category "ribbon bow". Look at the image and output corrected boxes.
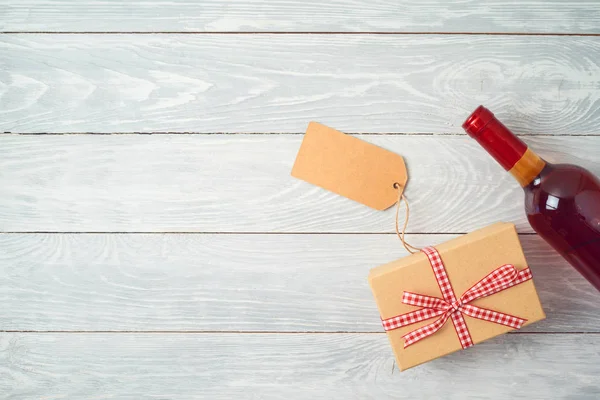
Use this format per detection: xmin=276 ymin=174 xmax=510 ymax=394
xmin=382 ymin=246 xmax=533 ymax=349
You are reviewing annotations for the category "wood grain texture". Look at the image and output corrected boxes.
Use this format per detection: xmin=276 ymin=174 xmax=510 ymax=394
xmin=1 ymin=135 xmax=598 ymax=233
xmin=2 ymin=35 xmax=600 ymax=134
xmin=3 ymin=1 xmax=600 ymax=33
xmin=1 ymin=233 xmax=599 ymax=332
xmin=1 ymin=332 xmax=599 ymax=399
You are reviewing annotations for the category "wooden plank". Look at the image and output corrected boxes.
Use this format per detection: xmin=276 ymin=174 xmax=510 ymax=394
xmin=3 ymin=1 xmax=600 ymax=33
xmin=1 ymin=332 xmax=599 ymax=398
xmin=2 ymin=35 xmax=600 ymax=134
xmin=1 ymin=233 xmax=598 ymax=332
xmin=0 ymin=135 xmax=598 ymax=233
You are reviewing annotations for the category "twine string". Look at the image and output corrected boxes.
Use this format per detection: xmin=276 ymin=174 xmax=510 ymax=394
xmin=394 ymin=183 xmax=421 ymax=254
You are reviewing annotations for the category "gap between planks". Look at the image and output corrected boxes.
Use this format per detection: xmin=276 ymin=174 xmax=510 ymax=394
xmin=0 ymin=231 xmax=540 ymax=235
xmin=1 ymin=331 xmax=599 ymax=335
xmin=3 ymin=31 xmax=600 ymax=37
xmin=3 ymin=132 xmax=600 ymax=137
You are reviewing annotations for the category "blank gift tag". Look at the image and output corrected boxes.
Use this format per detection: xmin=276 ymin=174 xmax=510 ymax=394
xmin=291 ymin=122 xmax=407 ymax=211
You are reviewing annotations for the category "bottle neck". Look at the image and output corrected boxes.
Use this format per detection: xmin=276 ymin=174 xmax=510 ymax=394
xmin=463 ymin=106 xmax=546 ymax=187
xmin=508 ymin=148 xmax=546 ymax=187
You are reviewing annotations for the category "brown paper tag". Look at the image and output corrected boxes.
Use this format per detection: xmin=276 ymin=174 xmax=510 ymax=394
xmin=291 ymin=122 xmax=407 ymax=210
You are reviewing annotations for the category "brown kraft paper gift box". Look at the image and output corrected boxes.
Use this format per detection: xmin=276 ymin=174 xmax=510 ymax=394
xmin=369 ymin=222 xmax=546 ymax=371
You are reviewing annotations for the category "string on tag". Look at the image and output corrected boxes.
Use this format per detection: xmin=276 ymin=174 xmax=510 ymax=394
xmin=394 ymin=183 xmax=421 ymax=254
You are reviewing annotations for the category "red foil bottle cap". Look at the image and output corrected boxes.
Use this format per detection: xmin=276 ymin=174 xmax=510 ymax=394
xmin=462 ymin=105 xmax=495 ymax=137
xmin=462 ymin=106 xmax=528 ymax=171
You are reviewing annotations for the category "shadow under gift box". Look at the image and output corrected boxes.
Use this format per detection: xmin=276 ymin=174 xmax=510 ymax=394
xmin=369 ymin=222 xmax=546 ymax=371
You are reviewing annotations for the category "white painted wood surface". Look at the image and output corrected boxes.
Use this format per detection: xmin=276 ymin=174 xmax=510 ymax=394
xmin=1 ymin=333 xmax=599 ymax=399
xmin=0 ymin=135 xmax=598 ymax=233
xmin=2 ymin=35 xmax=600 ymax=134
xmin=1 ymin=233 xmax=598 ymax=332
xmin=3 ymin=1 xmax=600 ymax=33
xmin=3 ymin=0 xmax=600 ymax=397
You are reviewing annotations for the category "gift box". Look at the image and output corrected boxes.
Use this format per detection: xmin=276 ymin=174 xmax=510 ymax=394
xmin=369 ymin=222 xmax=545 ymax=371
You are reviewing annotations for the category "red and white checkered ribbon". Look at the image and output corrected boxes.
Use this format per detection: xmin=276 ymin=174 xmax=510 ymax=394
xmin=381 ymin=246 xmax=533 ymax=349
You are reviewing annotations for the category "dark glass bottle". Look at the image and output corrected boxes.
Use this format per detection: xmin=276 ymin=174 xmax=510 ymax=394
xmin=463 ymin=105 xmax=600 ymax=291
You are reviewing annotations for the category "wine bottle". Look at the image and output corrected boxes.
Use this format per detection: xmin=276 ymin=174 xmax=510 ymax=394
xmin=463 ymin=105 xmax=600 ymax=291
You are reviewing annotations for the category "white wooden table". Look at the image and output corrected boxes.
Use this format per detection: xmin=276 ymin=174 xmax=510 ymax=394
xmin=2 ymin=2 xmax=600 ymax=398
